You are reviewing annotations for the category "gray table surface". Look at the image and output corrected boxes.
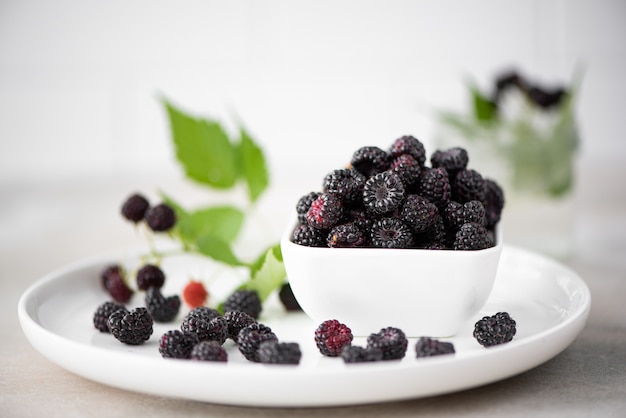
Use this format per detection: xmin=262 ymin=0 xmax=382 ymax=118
xmin=2 ymin=164 xmax=625 ymax=417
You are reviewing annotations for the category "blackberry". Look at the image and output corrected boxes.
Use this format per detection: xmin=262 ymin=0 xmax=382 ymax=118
xmin=107 ymin=307 xmax=153 ymax=345
xmin=400 ymin=194 xmax=438 ymax=234
xmin=351 ymin=146 xmax=389 ymax=177
xmin=93 ymin=301 xmax=127 ymax=333
xmin=224 ymin=310 xmax=258 ymax=341
xmin=159 ymin=330 xmax=199 ymax=359
xmin=100 ymin=264 xmax=134 ymax=304
xmin=366 ymin=327 xmax=408 ymax=360
xmin=388 ymin=135 xmax=427 ymax=167
xmin=454 ymin=222 xmax=492 ymax=250
xmin=415 ymin=337 xmax=455 ymax=358
xmin=314 ymin=319 xmax=353 ymax=357
xmin=363 ymin=171 xmax=405 ymax=215
xmin=430 ymin=147 xmax=469 ymax=178
xmin=145 ymin=203 xmax=176 ymax=232
xmin=223 ymin=289 xmax=262 ymax=320
xmin=291 ymin=223 xmax=326 ymax=247
xmin=341 ymin=345 xmax=383 ymax=363
xmin=258 ymin=341 xmax=302 ymax=365
xmin=136 ymin=264 xmax=165 ymax=290
xmin=344 ymin=208 xmax=373 ymax=238
xmin=483 ymin=179 xmax=505 ymax=229
xmin=419 ymin=167 xmax=451 ymax=209
xmin=389 ymin=154 xmax=421 ymax=190
xmin=181 ymin=308 xmax=228 ymax=344
xmin=323 ymin=168 xmax=366 ymax=207
xmin=327 ymin=223 xmax=367 ymax=248
xmin=278 ymin=283 xmax=302 ymax=312
xmin=237 ymin=323 xmax=278 ymax=362
xmin=190 ymin=340 xmax=228 ymax=362
xmin=145 ymin=287 xmax=181 ymax=323
xmin=121 ymin=193 xmax=149 ymax=223
xmin=444 ymin=200 xmax=486 ymax=230
xmin=295 ymin=192 xmax=320 ymax=224
xmin=527 ymin=86 xmax=566 ymax=109
xmin=473 ymin=312 xmax=517 ymax=347
xmin=306 ymin=193 xmax=344 ymax=230
xmin=370 ymin=217 xmax=414 ymax=249
xmin=452 ymin=169 xmax=485 ymax=203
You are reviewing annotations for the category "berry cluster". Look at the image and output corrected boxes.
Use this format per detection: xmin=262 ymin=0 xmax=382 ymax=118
xmin=121 ymin=193 xmax=176 ymax=232
xmin=292 ymin=136 xmax=504 ymax=251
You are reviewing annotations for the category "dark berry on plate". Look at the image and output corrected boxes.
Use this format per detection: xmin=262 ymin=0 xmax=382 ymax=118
xmin=389 ymin=154 xmax=421 ymax=190
xmin=388 ymin=135 xmax=426 ymax=167
xmin=419 ymin=167 xmax=451 ymax=209
xmin=101 ymin=264 xmax=134 ymax=304
xmin=145 ymin=203 xmax=176 ymax=232
xmin=258 ymin=341 xmax=302 ymax=365
xmin=400 ymin=194 xmax=438 ymax=234
xmin=296 ymin=192 xmax=321 ymax=224
xmin=341 ymin=345 xmax=383 ymax=363
xmin=366 ymin=327 xmax=408 ymax=360
xmin=323 ymin=168 xmax=366 ymax=207
xmin=370 ymin=217 xmax=414 ymax=249
xmin=182 ymin=280 xmax=209 ymax=308
xmin=181 ymin=307 xmax=228 ymax=344
xmin=145 ymin=287 xmax=180 ymax=323
xmin=351 ymin=146 xmax=390 ymax=177
xmin=107 ymin=307 xmax=153 ymax=345
xmin=415 ymin=337 xmax=456 ymax=358
xmin=237 ymin=323 xmax=278 ymax=362
xmin=473 ymin=312 xmax=517 ymax=347
xmin=363 ymin=171 xmax=405 ymax=215
xmin=291 ymin=223 xmax=326 ymax=247
xmin=327 ymin=223 xmax=367 ymax=248
xmin=224 ymin=310 xmax=258 ymax=341
xmin=483 ymin=178 xmax=505 ymax=229
xmin=306 ymin=193 xmax=344 ymax=230
xmin=452 ymin=169 xmax=485 ymax=203
xmin=93 ymin=301 xmax=127 ymax=333
xmin=345 ymin=208 xmax=373 ymax=237
xmin=159 ymin=330 xmax=199 ymax=359
xmin=278 ymin=283 xmax=302 ymax=312
xmin=444 ymin=200 xmax=486 ymax=230
xmin=223 ymin=289 xmax=262 ymax=320
xmin=190 ymin=340 xmax=228 ymax=362
xmin=430 ymin=147 xmax=469 ymax=178
xmin=121 ymin=193 xmax=149 ymax=223
xmin=414 ymin=213 xmax=449 ymax=249
xmin=136 ymin=264 xmax=166 ymax=290
xmin=314 ymin=319 xmax=353 ymax=357
xmin=454 ymin=222 xmax=492 ymax=250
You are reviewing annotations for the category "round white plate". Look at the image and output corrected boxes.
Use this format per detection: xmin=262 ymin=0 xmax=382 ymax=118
xmin=18 ymin=245 xmax=590 ymax=407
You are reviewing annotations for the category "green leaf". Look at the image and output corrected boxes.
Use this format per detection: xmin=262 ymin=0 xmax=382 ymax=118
xmin=243 ymin=246 xmax=286 ymax=301
xmin=194 ymin=235 xmax=244 ymax=266
xmin=470 ymin=85 xmax=498 ymax=122
xmin=163 ymin=100 xmax=238 ymax=189
xmin=176 ymin=206 xmax=245 ymax=244
xmin=237 ymin=127 xmax=270 ymax=203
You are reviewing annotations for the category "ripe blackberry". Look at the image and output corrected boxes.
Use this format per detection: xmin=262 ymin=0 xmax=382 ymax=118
xmin=400 ymin=194 xmax=438 ymax=233
xmin=314 ymin=319 xmax=353 ymax=357
xmin=444 ymin=200 xmax=486 ymax=230
xmin=291 ymin=223 xmax=326 ymax=247
xmin=366 ymin=327 xmax=408 ymax=360
xmin=181 ymin=307 xmax=228 ymax=344
xmin=351 ymin=146 xmax=390 ymax=177
xmin=145 ymin=203 xmax=176 ymax=232
xmin=190 ymin=340 xmax=228 ymax=362
xmin=473 ymin=312 xmax=517 ymax=347
xmin=419 ymin=167 xmax=451 ymax=209
xmin=237 ymin=323 xmax=278 ymax=362
xmin=258 ymin=341 xmax=302 ymax=365
xmin=344 ymin=208 xmax=373 ymax=238
xmin=159 ymin=330 xmax=199 ymax=359
xmin=223 ymin=289 xmax=262 ymax=320
xmin=100 ymin=264 xmax=134 ymax=304
xmin=415 ymin=337 xmax=455 ymax=358
xmin=107 ymin=307 xmax=153 ymax=345
xmin=223 ymin=310 xmax=258 ymax=341
xmin=136 ymin=264 xmax=165 ymax=290
xmin=363 ymin=171 xmax=405 ymax=215
xmin=121 ymin=193 xmax=149 ymax=223
xmin=389 ymin=154 xmax=421 ymax=190
xmin=306 ymin=193 xmax=344 ymax=230
xmin=93 ymin=301 xmax=127 ymax=333
xmin=327 ymin=223 xmax=367 ymax=248
xmin=370 ymin=217 xmax=414 ymax=249
xmin=278 ymin=283 xmax=302 ymax=312
xmin=145 ymin=287 xmax=181 ymax=323
xmin=430 ymin=147 xmax=469 ymax=178
xmin=295 ymin=192 xmax=320 ymax=224
xmin=341 ymin=345 xmax=383 ymax=363
xmin=323 ymin=168 xmax=366 ymax=207
xmin=483 ymin=178 xmax=505 ymax=229
xmin=452 ymin=169 xmax=485 ymax=203
xmin=388 ymin=135 xmax=426 ymax=167
xmin=454 ymin=222 xmax=492 ymax=250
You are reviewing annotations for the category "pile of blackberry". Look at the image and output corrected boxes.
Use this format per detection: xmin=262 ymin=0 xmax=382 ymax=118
xmin=292 ymin=136 xmax=504 ymax=250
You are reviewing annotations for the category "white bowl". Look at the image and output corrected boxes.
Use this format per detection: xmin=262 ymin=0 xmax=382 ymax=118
xmin=280 ymin=222 xmax=503 ymax=337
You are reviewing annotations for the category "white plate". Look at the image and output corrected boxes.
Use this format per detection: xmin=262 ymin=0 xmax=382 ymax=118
xmin=18 ymin=245 xmax=590 ymax=407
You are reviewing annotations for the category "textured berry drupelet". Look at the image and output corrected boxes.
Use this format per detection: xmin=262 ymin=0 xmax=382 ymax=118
xmin=121 ymin=193 xmax=149 ymax=223
xmin=341 ymin=345 xmax=384 ymax=363
xmin=237 ymin=323 xmax=278 ymax=362
xmin=136 ymin=264 xmax=166 ymax=290
xmin=296 ymin=192 xmax=321 ymax=224
xmin=145 ymin=287 xmax=180 ymax=323
xmin=323 ymin=168 xmax=366 ymax=207
xmin=314 ymin=319 xmax=353 ymax=357
xmin=145 ymin=203 xmax=176 ymax=232
xmin=223 ymin=310 xmax=258 ymax=341
xmin=454 ymin=222 xmax=492 ymax=250
xmin=366 ymin=327 xmax=408 ymax=360
xmin=351 ymin=146 xmax=390 ymax=177
xmin=327 ymin=223 xmax=367 ymax=248
xmin=158 ymin=330 xmax=200 ymax=359
xmin=473 ymin=312 xmax=517 ymax=347
xmin=258 ymin=341 xmax=302 ymax=365
xmin=107 ymin=307 xmax=153 ymax=345
xmin=388 ymin=135 xmax=427 ymax=167
xmin=400 ymin=194 xmax=438 ymax=234
xmin=363 ymin=171 xmax=405 ymax=215
xmin=93 ymin=301 xmax=127 ymax=333
xmin=101 ymin=265 xmax=134 ymax=304
xmin=190 ymin=341 xmax=228 ymax=362
xmin=415 ymin=337 xmax=456 ymax=358
xmin=389 ymin=154 xmax=421 ymax=190
xmin=430 ymin=147 xmax=469 ymax=178
xmin=278 ymin=283 xmax=302 ymax=312
xmin=344 ymin=208 xmax=374 ymax=238
xmin=181 ymin=307 xmax=228 ymax=344
xmin=444 ymin=200 xmax=486 ymax=230
xmin=306 ymin=193 xmax=344 ymax=230
xmin=419 ymin=167 xmax=452 ymax=209
xmin=452 ymin=169 xmax=486 ymax=203
xmin=370 ymin=217 xmax=414 ymax=249
xmin=223 ymin=290 xmax=262 ymax=320
xmin=483 ymin=178 xmax=505 ymax=229
xmin=182 ymin=280 xmax=209 ymax=308
xmin=291 ymin=223 xmax=326 ymax=247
